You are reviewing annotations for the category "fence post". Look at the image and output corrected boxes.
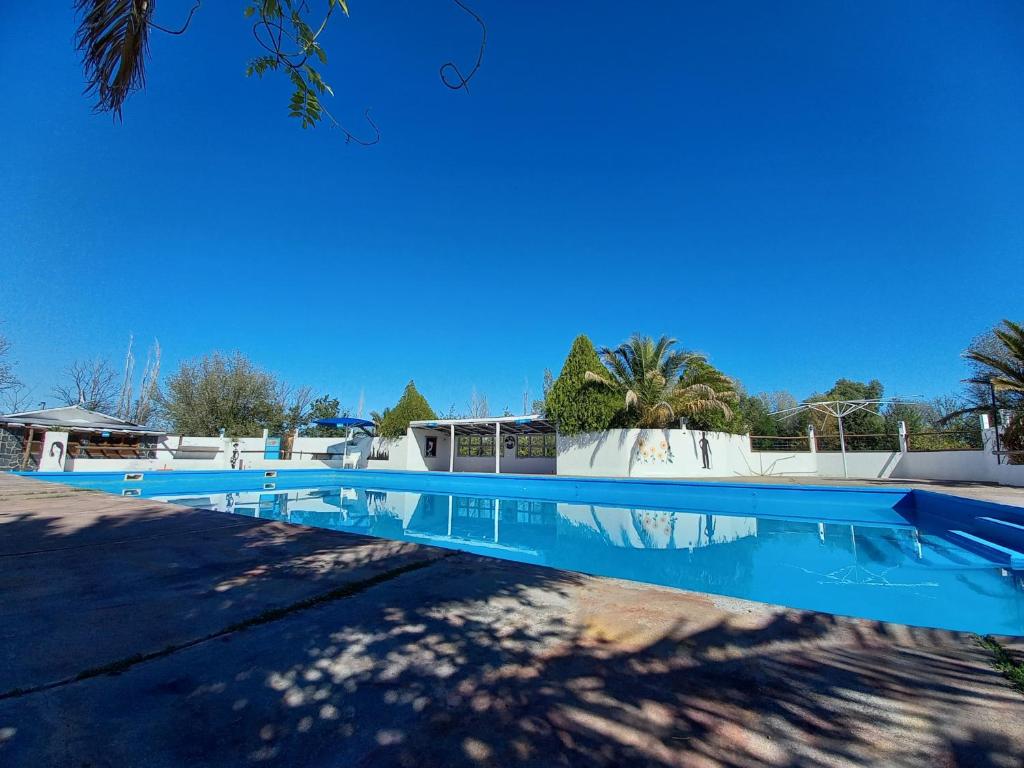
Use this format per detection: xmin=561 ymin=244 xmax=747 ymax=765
xmin=898 ymin=420 xmax=908 ymax=453
xmin=980 ymin=414 xmax=998 ymax=467
xmin=807 ymin=425 xmax=816 ymax=454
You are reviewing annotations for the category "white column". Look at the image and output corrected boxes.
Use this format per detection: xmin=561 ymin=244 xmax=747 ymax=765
xmin=897 ymin=420 xmax=908 ymax=454
xmin=449 ymin=425 xmax=455 ymax=472
xmin=495 ymin=422 xmax=501 ymax=474
xmin=807 ymin=425 xmax=816 ymax=453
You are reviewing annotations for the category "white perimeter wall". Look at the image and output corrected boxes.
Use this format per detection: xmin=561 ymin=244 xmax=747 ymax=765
xmin=63 ymin=433 xmax=370 ymax=473
xmin=46 ymin=424 xmax=1024 ymax=487
xmin=557 ymin=429 xmax=775 ymax=479
xmin=556 ymin=427 xmax=1023 ymax=486
xmin=890 ymin=429 xmax=1024 ymax=486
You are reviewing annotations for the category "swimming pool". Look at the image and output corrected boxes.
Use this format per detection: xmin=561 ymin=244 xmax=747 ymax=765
xmin=23 ymin=469 xmax=1024 ymax=634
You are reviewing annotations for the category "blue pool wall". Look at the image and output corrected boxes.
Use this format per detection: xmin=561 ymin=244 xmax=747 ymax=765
xmin=19 ymin=468 xmax=1024 ymax=534
xmin=19 ymin=467 xmax=921 ymax=525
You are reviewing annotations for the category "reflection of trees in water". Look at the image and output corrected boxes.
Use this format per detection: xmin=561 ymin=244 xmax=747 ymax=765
xmin=953 ymin=570 xmax=1024 ymax=604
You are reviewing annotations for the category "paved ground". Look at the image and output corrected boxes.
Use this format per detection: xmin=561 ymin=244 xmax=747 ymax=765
xmin=1 ymin=473 xmax=1023 ymax=768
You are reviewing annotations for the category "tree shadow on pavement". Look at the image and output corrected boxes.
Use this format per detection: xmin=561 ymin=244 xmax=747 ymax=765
xmin=0 ymin=489 xmax=1023 ymax=767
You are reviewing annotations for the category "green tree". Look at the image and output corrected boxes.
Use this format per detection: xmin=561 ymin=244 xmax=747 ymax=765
xmin=299 ymin=395 xmax=351 ymax=436
xmin=378 ymin=381 xmax=436 ymax=438
xmin=807 ymin=379 xmax=888 ymax=450
xmin=927 ymin=394 xmax=980 ymax=435
xmin=159 ymin=351 xmax=287 ymax=436
xmin=585 ymin=334 xmax=734 ymax=429
xmin=884 ymin=400 xmax=926 ymax=434
xmin=544 ymin=335 xmax=620 ymax=435
xmin=735 ymin=393 xmax=776 ymax=436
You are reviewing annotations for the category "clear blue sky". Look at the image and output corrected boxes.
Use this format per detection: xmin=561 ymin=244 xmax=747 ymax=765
xmin=1 ymin=1 xmax=1022 ymax=415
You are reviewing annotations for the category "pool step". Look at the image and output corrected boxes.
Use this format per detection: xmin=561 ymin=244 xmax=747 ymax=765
xmin=975 ymin=517 xmax=1024 ymax=551
xmin=948 ymin=530 xmax=1024 ymax=570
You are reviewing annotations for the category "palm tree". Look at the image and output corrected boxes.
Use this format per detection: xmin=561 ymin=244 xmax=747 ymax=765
xmin=585 ymin=334 xmax=734 ymax=429
xmin=966 ymin=319 xmax=1024 ymax=395
xmin=940 ymin=319 xmax=1024 ymax=425
xmin=370 ymin=408 xmax=390 ymax=433
xmin=75 ymin=0 xmax=153 ymax=117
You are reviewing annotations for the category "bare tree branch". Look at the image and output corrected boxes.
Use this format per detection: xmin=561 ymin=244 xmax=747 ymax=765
xmin=52 ymin=359 xmax=121 ymax=413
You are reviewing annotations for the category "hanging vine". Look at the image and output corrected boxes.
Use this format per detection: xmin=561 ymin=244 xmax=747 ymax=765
xmin=74 ymin=0 xmax=487 ymax=144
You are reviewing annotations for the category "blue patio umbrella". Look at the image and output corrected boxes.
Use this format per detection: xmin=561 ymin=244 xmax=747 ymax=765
xmin=313 ymin=417 xmax=375 ymax=466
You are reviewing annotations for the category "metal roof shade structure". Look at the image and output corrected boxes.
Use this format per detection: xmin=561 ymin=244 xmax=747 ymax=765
xmin=312 ymin=417 xmax=376 ymax=466
xmin=409 ymin=415 xmax=555 ymax=474
xmin=771 ymin=398 xmax=925 ymax=479
xmin=0 ymin=405 xmax=165 ymax=436
xmin=409 ymin=414 xmax=555 ymax=435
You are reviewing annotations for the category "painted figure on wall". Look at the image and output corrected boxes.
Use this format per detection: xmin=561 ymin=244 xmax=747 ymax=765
xmin=699 ymin=432 xmax=711 ymax=470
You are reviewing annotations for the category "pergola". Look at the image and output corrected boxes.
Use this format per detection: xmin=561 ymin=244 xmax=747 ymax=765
xmin=409 ymin=415 xmax=555 ymax=473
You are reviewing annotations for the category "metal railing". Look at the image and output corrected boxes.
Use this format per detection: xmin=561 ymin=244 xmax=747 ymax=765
xmin=750 ymin=430 xmax=986 ymax=454
xmin=814 ymin=433 xmax=900 ymax=452
xmin=749 ymin=435 xmax=811 ymax=452
xmin=905 ymin=430 xmax=983 ymax=452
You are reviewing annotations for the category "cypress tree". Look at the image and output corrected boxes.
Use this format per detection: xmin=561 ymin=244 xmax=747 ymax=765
xmin=545 ymin=335 xmax=621 ymax=435
xmin=379 ymin=380 xmax=437 ymax=438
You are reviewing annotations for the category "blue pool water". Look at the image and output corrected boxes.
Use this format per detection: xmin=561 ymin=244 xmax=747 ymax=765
xmin=22 ymin=469 xmax=1024 ymax=634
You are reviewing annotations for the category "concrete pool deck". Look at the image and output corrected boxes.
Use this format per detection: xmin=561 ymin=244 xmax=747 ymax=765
xmin=1 ymin=473 xmax=1023 ymax=767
